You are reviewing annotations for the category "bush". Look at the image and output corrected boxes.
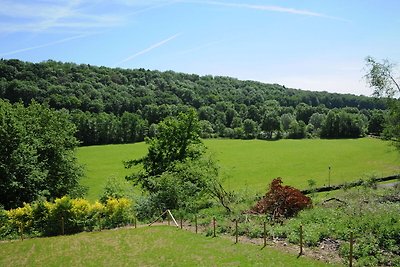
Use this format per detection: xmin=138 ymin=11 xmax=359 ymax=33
xmin=0 ymin=196 xmax=134 ymax=240
xmin=250 ymin=178 xmax=312 ymax=219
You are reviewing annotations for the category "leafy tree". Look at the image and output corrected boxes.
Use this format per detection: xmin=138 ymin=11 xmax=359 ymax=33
xmin=0 ymin=100 xmax=83 ymax=209
xmin=309 ymin=112 xmax=326 ymax=129
xmin=321 ymin=110 xmax=367 ymax=138
xmin=365 ymin=56 xmax=400 ymax=148
xmin=287 ymin=120 xmax=306 ymax=139
xmin=243 ymin=118 xmax=258 ymax=139
xmin=280 ymin=113 xmax=296 ymax=131
xmin=261 ymin=112 xmax=281 ymax=139
xmin=125 ymin=109 xmax=230 ymax=215
xmin=125 ymin=109 xmax=204 ymax=191
xmin=365 ymin=56 xmax=399 ymax=98
xmin=199 ymin=119 xmax=214 ymax=138
xmin=295 ymin=103 xmax=314 ymax=124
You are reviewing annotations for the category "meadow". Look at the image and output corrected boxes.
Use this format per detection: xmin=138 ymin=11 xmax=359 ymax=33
xmin=0 ymin=226 xmax=336 ymax=267
xmin=77 ymin=138 xmax=400 ymax=201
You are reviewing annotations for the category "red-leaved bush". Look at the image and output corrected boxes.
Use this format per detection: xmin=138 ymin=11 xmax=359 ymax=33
xmin=250 ymin=178 xmax=312 ymax=219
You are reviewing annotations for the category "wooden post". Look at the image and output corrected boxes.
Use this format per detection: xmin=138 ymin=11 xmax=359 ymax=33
xmin=134 ymin=216 xmax=137 ymax=229
xmin=167 ymin=213 xmax=171 ymax=226
xmin=349 ymin=231 xmax=354 ymax=267
xmin=180 ymin=217 xmax=183 ymax=229
xmin=263 ymin=221 xmax=267 ymax=247
xmin=20 ymin=223 xmax=24 ymax=241
xmin=195 ymin=214 xmax=198 ymax=234
xmin=61 ymin=216 xmax=65 ymax=235
xmin=235 ymin=219 xmax=238 ymax=244
xmin=299 ymin=224 xmax=303 ymax=256
xmin=213 ymin=217 xmax=216 ymax=238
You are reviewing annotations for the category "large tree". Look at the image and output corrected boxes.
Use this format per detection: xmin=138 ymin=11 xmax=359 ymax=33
xmin=0 ymin=100 xmax=83 ymax=209
xmin=125 ymin=109 xmax=231 ymax=215
xmin=365 ymin=56 xmax=400 ymax=148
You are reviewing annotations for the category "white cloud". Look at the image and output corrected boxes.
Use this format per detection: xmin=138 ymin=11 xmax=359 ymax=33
xmin=0 ymin=0 xmax=124 ymax=33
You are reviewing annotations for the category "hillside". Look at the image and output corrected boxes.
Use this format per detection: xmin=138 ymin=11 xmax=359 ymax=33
xmin=0 ymin=59 xmax=388 ymax=145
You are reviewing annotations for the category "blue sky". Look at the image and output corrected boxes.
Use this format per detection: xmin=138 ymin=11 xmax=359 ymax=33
xmin=1 ymin=0 xmax=399 ymax=96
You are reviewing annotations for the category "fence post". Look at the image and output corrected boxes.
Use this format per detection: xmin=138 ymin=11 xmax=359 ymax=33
xmin=235 ymin=219 xmax=238 ymax=244
xmin=349 ymin=231 xmax=354 ymax=267
xmin=61 ymin=216 xmax=65 ymax=235
xmin=299 ymin=224 xmax=303 ymax=256
xmin=180 ymin=216 xmax=183 ymax=229
xmin=263 ymin=221 xmax=267 ymax=247
xmin=195 ymin=214 xmax=198 ymax=234
xmin=167 ymin=213 xmax=170 ymax=226
xmin=20 ymin=223 xmax=24 ymax=241
xmin=213 ymin=216 xmax=216 ymax=238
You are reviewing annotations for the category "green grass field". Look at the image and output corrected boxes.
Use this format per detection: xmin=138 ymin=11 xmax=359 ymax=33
xmin=77 ymin=138 xmax=400 ymax=201
xmin=0 ymin=226 xmax=336 ymax=267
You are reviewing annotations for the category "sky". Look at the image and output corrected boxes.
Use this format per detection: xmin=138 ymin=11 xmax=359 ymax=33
xmin=0 ymin=0 xmax=399 ymax=96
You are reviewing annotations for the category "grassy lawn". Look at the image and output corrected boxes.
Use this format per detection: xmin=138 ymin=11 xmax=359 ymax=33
xmin=0 ymin=226 xmax=337 ymax=267
xmin=77 ymin=138 xmax=400 ymax=201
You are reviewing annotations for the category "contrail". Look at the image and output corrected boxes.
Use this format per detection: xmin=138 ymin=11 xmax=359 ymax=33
xmin=0 ymin=34 xmax=91 ymax=57
xmin=181 ymin=0 xmax=349 ymax=21
xmin=115 ymin=33 xmax=181 ymax=66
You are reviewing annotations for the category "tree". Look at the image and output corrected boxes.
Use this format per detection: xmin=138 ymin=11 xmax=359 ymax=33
xmin=365 ymin=56 xmax=400 ymax=148
xmin=365 ymin=56 xmax=399 ymax=98
xmin=287 ymin=120 xmax=306 ymax=139
xmin=280 ymin=113 xmax=295 ymax=132
xmin=125 ymin=109 xmax=230 ymax=214
xmin=125 ymin=109 xmax=204 ymax=190
xmin=261 ymin=112 xmax=281 ymax=139
xmin=243 ymin=118 xmax=258 ymax=139
xmin=0 ymin=100 xmax=83 ymax=209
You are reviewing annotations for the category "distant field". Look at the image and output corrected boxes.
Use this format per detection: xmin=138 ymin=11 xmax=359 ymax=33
xmin=77 ymin=138 xmax=400 ymax=201
xmin=0 ymin=226 xmax=334 ymax=267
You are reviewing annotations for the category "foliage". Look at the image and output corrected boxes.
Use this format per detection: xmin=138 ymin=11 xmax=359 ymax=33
xmin=365 ymin=56 xmax=400 ymax=149
xmin=0 ymin=100 xmax=84 ymax=209
xmin=275 ymin=187 xmax=400 ymax=266
xmin=0 ymin=59 xmax=389 ymax=146
xmin=321 ymin=109 xmax=368 ymax=138
xmin=250 ymin=178 xmax=312 ymax=219
xmin=0 ymin=196 xmax=134 ymax=239
xmin=125 ymin=109 xmax=204 ymax=191
xmin=99 ymin=177 xmax=130 ymax=203
xmin=125 ymin=110 xmax=231 ymax=218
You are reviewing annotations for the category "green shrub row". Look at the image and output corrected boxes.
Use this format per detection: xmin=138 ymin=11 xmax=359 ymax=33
xmin=0 ymin=196 xmax=134 ymax=239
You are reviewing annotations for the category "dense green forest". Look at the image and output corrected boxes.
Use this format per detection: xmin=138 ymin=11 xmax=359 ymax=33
xmin=0 ymin=59 xmax=388 ymax=145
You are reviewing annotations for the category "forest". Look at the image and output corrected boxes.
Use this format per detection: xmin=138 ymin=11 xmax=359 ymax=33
xmin=0 ymin=59 xmax=388 ymax=145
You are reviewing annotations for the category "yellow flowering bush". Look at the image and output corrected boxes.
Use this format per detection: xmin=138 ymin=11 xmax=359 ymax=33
xmin=104 ymin=197 xmax=133 ymax=228
xmin=0 ymin=196 xmax=134 ymax=240
xmin=6 ymin=203 xmax=33 ymax=230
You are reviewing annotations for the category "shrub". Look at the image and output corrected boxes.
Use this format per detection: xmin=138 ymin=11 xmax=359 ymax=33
xmin=103 ymin=197 xmax=133 ymax=228
xmin=1 ymin=196 xmax=134 ymax=240
xmin=250 ymin=178 xmax=312 ymax=219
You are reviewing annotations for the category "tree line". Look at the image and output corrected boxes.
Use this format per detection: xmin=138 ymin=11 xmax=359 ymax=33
xmin=0 ymin=59 xmax=389 ymax=145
